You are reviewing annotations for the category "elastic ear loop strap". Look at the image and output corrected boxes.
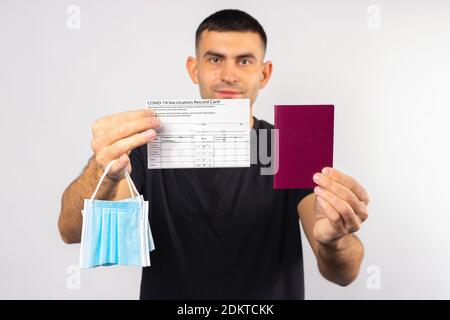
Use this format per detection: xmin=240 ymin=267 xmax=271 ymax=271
xmin=90 ymin=159 xmax=139 ymax=201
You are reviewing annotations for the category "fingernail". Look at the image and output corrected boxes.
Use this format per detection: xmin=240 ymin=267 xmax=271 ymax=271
xmin=313 ymin=173 xmax=321 ymax=182
xmin=314 ymin=186 xmax=322 ymax=194
xmin=120 ymin=159 xmax=129 ymax=168
xmin=154 ymin=117 xmax=161 ymax=127
xmin=142 ymin=129 xmax=156 ymax=139
xmin=322 ymin=168 xmax=332 ymax=176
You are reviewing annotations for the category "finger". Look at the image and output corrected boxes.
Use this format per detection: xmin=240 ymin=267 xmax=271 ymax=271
xmin=314 ymin=186 xmax=361 ymax=233
xmin=106 ymin=108 xmax=156 ymax=124
xmin=100 ymin=130 xmax=157 ymax=164
xmin=315 ymin=196 xmax=347 ymax=235
xmin=320 ymin=167 xmax=370 ymax=206
xmin=95 ymin=116 xmax=161 ymax=148
xmin=94 ymin=108 xmax=156 ymax=132
xmin=108 ymin=153 xmax=130 ymax=180
xmin=313 ymin=173 xmax=369 ymax=222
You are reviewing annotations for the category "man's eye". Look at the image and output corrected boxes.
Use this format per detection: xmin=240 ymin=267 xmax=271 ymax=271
xmin=240 ymin=58 xmax=250 ymax=65
xmin=211 ymin=57 xmax=220 ymax=64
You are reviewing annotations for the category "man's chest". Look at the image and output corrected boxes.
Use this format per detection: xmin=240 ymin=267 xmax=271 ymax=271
xmin=151 ymin=168 xmax=285 ymax=228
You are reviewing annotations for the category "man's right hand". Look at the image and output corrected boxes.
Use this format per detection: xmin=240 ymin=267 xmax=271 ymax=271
xmin=91 ymin=108 xmax=160 ymax=181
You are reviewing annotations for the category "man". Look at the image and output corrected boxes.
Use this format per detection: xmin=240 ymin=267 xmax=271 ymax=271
xmin=58 ymin=9 xmax=370 ymax=299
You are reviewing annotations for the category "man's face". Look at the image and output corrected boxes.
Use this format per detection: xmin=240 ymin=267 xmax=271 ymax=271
xmin=186 ymin=30 xmax=272 ymax=109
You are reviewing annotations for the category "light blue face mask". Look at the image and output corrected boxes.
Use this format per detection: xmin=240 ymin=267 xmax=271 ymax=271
xmin=79 ymin=160 xmax=155 ymax=268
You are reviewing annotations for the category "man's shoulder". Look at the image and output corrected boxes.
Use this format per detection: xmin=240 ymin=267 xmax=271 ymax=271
xmin=255 ymin=117 xmax=274 ymax=130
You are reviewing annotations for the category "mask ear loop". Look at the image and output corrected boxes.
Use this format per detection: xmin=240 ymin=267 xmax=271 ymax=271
xmin=124 ymin=166 xmax=140 ymax=198
xmin=90 ymin=159 xmax=134 ymax=201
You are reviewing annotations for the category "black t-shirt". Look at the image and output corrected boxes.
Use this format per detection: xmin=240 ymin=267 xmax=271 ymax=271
xmin=129 ymin=116 xmax=313 ymax=299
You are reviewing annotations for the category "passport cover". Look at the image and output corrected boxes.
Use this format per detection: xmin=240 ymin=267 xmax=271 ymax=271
xmin=274 ymin=105 xmax=334 ymax=189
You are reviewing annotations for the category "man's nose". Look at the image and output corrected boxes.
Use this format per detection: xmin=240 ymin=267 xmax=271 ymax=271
xmin=220 ymin=62 xmax=239 ymax=84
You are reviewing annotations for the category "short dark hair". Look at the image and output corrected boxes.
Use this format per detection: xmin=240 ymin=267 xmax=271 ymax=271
xmin=195 ymin=9 xmax=267 ymax=52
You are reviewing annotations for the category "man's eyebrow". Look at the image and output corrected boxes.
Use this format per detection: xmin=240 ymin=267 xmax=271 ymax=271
xmin=203 ymin=50 xmax=258 ymax=60
xmin=236 ymin=53 xmax=257 ymax=60
xmin=203 ymin=50 xmax=225 ymax=59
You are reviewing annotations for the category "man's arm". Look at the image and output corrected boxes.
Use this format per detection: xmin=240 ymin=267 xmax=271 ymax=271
xmin=298 ymin=193 xmax=364 ymax=286
xmin=58 ymin=156 xmax=129 ymax=244
xmin=58 ymin=108 xmax=161 ymax=244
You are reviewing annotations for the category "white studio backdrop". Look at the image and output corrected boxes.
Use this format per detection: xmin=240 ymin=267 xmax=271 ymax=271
xmin=0 ymin=0 xmax=449 ymax=299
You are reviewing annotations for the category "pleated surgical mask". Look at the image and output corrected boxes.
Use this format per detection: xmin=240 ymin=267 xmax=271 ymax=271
xmin=79 ymin=160 xmax=155 ymax=268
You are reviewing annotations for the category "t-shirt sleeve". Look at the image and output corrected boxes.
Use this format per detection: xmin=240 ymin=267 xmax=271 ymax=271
xmin=129 ymin=146 xmax=146 ymax=195
xmin=287 ymin=188 xmax=314 ymax=211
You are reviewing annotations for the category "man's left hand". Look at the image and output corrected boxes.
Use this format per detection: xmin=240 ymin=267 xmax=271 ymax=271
xmin=312 ymin=167 xmax=370 ymax=245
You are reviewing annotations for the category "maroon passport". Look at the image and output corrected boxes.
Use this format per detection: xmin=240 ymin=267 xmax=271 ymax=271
xmin=274 ymin=105 xmax=334 ymax=189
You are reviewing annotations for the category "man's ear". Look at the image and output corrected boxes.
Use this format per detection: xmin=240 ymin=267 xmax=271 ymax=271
xmin=259 ymin=60 xmax=273 ymax=90
xmin=186 ymin=56 xmax=199 ymax=84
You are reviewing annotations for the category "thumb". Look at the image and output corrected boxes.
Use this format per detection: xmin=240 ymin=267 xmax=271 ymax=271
xmin=108 ymin=154 xmax=131 ymax=180
xmin=124 ymin=154 xmax=132 ymax=174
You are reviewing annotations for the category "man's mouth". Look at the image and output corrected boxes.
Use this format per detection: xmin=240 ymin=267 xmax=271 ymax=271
xmin=215 ymin=90 xmax=243 ymax=98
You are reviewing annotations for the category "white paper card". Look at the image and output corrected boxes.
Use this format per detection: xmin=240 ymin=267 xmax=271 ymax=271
xmin=146 ymin=99 xmax=250 ymax=169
